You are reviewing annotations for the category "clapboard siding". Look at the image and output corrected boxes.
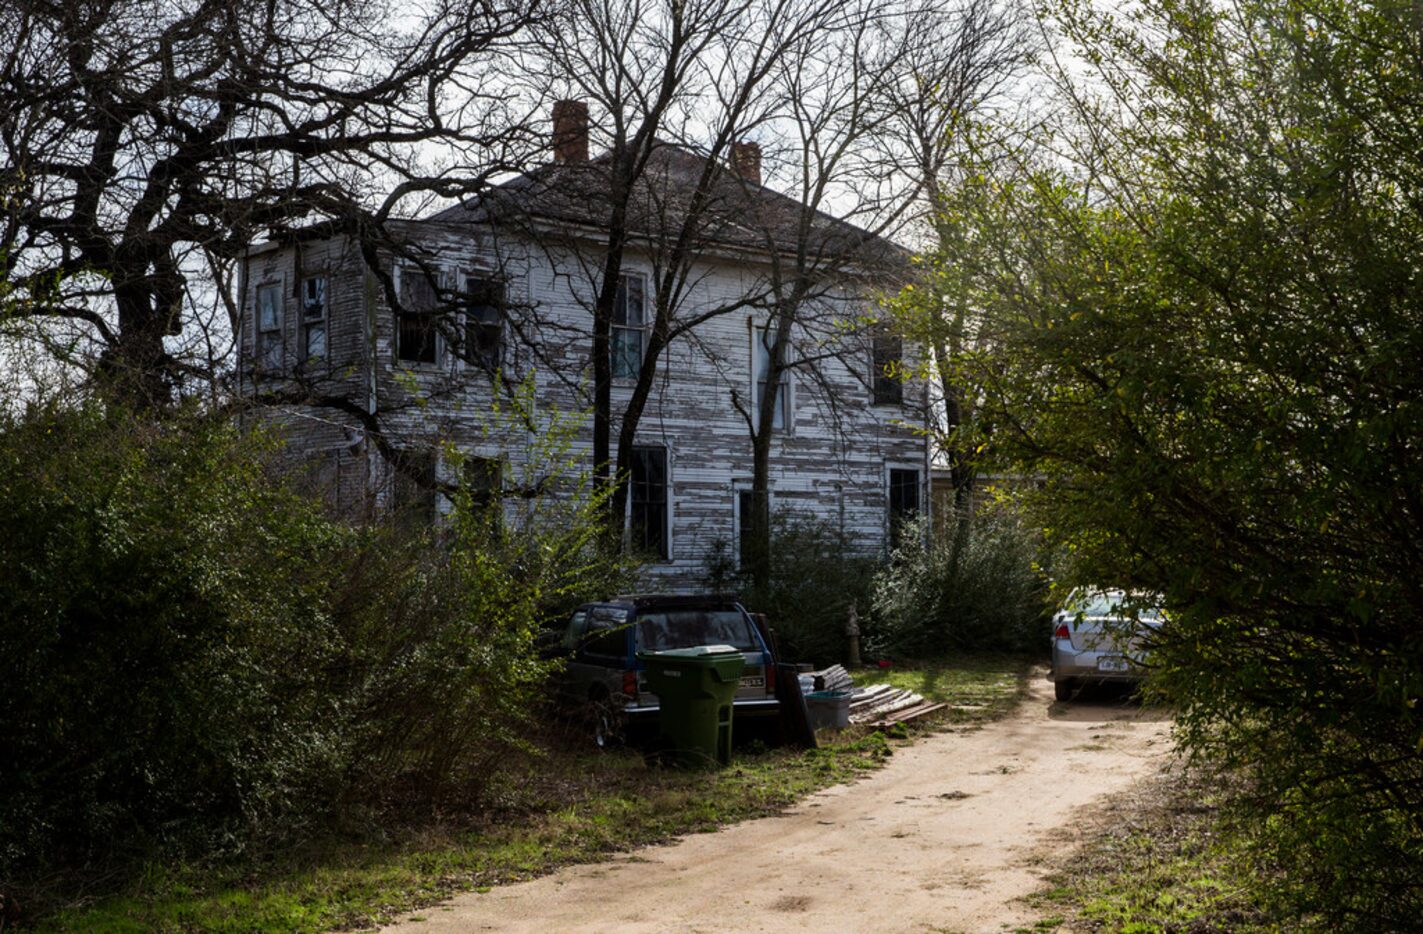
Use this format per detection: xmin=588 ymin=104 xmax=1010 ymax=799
xmin=242 ymin=224 xmax=928 ymax=590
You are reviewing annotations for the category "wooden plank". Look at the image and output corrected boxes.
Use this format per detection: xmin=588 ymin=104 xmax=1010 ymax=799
xmin=868 ymin=702 xmax=947 ymax=729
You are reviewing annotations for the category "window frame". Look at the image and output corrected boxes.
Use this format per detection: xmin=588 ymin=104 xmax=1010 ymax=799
xmin=628 ymin=444 xmax=671 ymax=561
xmin=871 ymin=329 xmax=903 ymax=406
xmin=751 ymin=322 xmax=792 ymax=432
xmin=393 ymin=264 xmax=445 ymax=367
xmin=733 ymin=480 xmax=774 ymax=570
xmin=459 ymin=453 xmax=504 ymax=530
xmin=300 ymin=275 xmax=328 ymax=362
xmin=390 ymin=447 xmax=439 ymax=527
xmin=460 ymin=272 xmax=505 ymax=371
xmin=611 ymin=272 xmax=648 ymax=381
xmin=254 ymin=281 xmax=285 ymax=371
xmin=885 ymin=464 xmax=922 ymax=551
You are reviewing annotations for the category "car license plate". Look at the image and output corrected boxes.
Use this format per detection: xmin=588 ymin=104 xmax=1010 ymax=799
xmin=740 ymin=676 xmax=764 ymax=688
xmin=1097 ymin=656 xmax=1129 ymax=672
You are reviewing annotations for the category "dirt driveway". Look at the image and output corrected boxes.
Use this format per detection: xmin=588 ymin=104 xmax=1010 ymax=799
xmin=382 ymin=672 xmax=1171 ymax=934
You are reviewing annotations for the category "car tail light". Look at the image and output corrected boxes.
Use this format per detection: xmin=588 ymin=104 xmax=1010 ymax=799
xmin=765 ymin=661 xmax=776 ymax=693
xmin=1054 ymin=622 xmax=1071 ymax=639
xmin=622 ymin=670 xmax=638 ymax=697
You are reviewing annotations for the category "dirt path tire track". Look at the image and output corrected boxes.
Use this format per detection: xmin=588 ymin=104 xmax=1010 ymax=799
xmin=382 ymin=672 xmax=1171 ymax=934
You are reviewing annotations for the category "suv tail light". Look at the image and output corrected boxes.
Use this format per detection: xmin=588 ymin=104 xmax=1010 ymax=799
xmin=765 ymin=661 xmax=776 ymax=693
xmin=1054 ymin=622 xmax=1071 ymax=640
xmin=622 ymin=670 xmax=638 ymax=698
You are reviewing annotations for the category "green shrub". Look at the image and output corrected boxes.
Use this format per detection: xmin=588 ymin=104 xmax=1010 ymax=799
xmin=704 ymin=510 xmax=879 ymax=666
xmin=0 ymin=399 xmax=622 ymax=879
xmin=869 ymin=506 xmax=1049 ymax=656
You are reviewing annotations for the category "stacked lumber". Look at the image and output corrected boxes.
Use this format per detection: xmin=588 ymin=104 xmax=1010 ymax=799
xmin=801 ymin=665 xmax=949 ymax=728
xmin=804 ymin=664 xmax=854 ymax=693
xmin=848 ymin=683 xmax=925 ymax=723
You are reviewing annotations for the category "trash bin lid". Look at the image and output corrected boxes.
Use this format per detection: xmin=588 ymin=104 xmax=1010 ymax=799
xmin=637 ymin=644 xmax=746 ymax=683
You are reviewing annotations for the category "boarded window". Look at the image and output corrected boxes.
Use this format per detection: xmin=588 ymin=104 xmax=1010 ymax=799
xmin=872 ymin=331 xmax=903 ymax=405
xmin=612 ymin=273 xmax=646 ymax=379
xmin=629 ymin=446 xmax=668 ymax=560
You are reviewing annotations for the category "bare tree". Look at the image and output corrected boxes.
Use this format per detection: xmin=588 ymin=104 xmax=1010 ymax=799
xmin=495 ymin=0 xmax=860 ymax=546
xmin=0 ymin=0 xmax=545 ymax=407
xmin=732 ymin=0 xmax=1033 ymax=587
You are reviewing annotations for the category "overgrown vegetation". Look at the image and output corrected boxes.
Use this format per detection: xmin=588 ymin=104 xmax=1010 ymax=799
xmin=29 ymin=655 xmax=1029 ymax=931
xmin=870 ymin=509 xmax=1050 ymax=656
xmin=0 ymin=397 xmax=625 ymax=906
xmin=704 ymin=510 xmax=879 ymax=666
xmin=898 ymin=0 xmax=1423 ymax=925
xmin=705 ymin=505 xmax=1049 ymax=666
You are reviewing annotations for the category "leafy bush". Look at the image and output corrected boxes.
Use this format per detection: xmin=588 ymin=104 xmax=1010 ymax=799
xmin=892 ymin=1 xmax=1423 ymax=924
xmin=0 ymin=399 xmax=622 ymax=878
xmin=704 ymin=510 xmax=878 ymax=666
xmin=870 ymin=507 xmax=1049 ymax=656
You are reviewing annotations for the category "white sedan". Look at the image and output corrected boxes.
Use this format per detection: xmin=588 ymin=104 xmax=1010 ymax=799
xmin=1050 ymin=589 xmax=1163 ymax=701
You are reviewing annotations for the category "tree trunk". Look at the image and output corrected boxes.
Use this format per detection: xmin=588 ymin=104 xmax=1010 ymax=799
xmin=746 ymin=312 xmax=793 ymax=591
xmin=101 ymin=283 xmax=172 ymax=408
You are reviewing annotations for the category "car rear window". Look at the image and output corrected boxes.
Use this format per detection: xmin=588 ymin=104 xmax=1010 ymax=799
xmin=635 ymin=609 xmax=760 ymax=653
xmin=1069 ymin=592 xmax=1126 ymax=617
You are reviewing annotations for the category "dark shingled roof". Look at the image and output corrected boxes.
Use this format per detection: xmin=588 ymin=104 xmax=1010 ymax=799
xmin=426 ymin=141 xmax=908 ymax=276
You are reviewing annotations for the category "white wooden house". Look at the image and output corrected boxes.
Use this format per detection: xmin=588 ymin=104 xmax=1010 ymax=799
xmin=239 ymin=103 xmax=929 ymax=589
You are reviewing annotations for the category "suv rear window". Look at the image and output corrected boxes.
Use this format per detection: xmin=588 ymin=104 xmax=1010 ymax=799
xmin=635 ymin=609 xmax=760 ymax=653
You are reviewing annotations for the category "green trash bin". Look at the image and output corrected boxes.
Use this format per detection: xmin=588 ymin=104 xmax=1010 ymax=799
xmin=637 ymin=644 xmax=746 ymax=767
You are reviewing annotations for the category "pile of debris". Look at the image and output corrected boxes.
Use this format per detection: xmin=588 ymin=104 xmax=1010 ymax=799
xmin=802 ymin=664 xmax=947 ymax=729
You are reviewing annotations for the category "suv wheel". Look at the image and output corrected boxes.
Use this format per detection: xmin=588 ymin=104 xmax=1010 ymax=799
xmin=588 ymin=697 xmax=624 ymax=750
xmin=1054 ymin=677 xmax=1074 ymax=702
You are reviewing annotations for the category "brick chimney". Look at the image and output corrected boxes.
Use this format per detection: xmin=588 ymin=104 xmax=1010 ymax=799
xmin=552 ymin=99 xmax=589 ymax=164
xmin=731 ymin=141 xmax=762 ymax=186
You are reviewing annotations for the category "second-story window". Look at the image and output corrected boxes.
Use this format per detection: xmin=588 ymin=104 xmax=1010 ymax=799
xmin=256 ymin=283 xmax=283 ymax=370
xmin=753 ymin=324 xmax=790 ymax=430
xmin=463 ymin=276 xmax=504 ymax=369
xmin=302 ymin=276 xmax=327 ymax=361
xmin=872 ymin=330 xmax=903 ymax=405
xmin=396 ymin=268 xmax=440 ymax=364
xmin=612 ymin=273 xmax=646 ymax=379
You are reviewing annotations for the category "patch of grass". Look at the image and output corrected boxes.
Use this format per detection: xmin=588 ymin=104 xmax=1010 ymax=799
xmin=37 ymin=657 xmax=1029 ymax=932
xmin=1029 ymin=766 xmax=1316 ymax=933
xmin=853 ymin=653 xmax=1033 ymax=727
